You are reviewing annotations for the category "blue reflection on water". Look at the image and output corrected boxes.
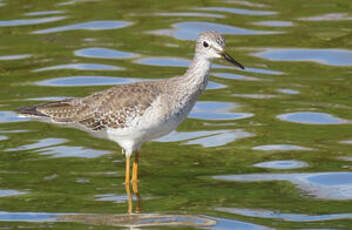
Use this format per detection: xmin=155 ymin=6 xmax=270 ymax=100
xmin=253 ymin=160 xmax=308 ymax=169
xmin=0 ymin=16 xmax=66 ymax=27
xmin=213 ymin=72 xmax=260 ymax=81
xmin=197 ymin=7 xmax=276 ymax=16
xmin=0 ymin=111 xmax=29 ymax=123
xmin=253 ymin=20 xmax=294 ymax=27
xmin=0 ymin=211 xmax=62 ymax=222
xmin=189 ymin=101 xmax=253 ymax=121
xmin=0 ymin=189 xmax=27 ymax=197
xmin=33 ymin=63 xmax=123 ymax=72
xmin=216 ymin=207 xmax=352 ymax=222
xmin=252 ymin=144 xmax=311 ymax=151
xmin=5 ymin=138 xmax=67 ymax=152
xmin=308 ymin=173 xmax=352 ymax=186
xmin=255 ymin=48 xmax=352 ymax=66
xmin=276 ymin=89 xmax=300 ymax=94
xmin=155 ymin=12 xmax=224 ymax=18
xmin=208 ymin=217 xmax=270 ymax=230
xmin=277 ymin=112 xmax=349 ymax=125
xmin=242 ymin=67 xmax=283 ymax=75
xmin=25 ymin=10 xmax=64 ymax=16
xmin=214 ymin=172 xmax=352 ymax=200
xmin=0 ymin=54 xmax=31 ymax=60
xmin=156 ymin=129 xmax=254 ymax=147
xmin=36 ymin=76 xmax=137 ymax=86
xmin=32 ymin=20 xmax=132 ymax=34
xmin=150 ymin=21 xmax=278 ymax=40
xmin=74 ymin=47 xmax=139 ymax=59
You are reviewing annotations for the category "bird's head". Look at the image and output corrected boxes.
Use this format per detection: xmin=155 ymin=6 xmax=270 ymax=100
xmin=195 ymin=31 xmax=244 ymax=69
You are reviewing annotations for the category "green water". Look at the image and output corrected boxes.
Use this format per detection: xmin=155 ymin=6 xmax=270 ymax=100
xmin=0 ymin=0 xmax=352 ymax=229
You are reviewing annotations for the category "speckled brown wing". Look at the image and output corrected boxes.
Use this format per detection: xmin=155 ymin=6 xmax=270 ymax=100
xmin=35 ymin=81 xmax=161 ymax=131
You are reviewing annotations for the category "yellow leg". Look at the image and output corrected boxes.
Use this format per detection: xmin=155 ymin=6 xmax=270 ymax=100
xmin=132 ymin=151 xmax=139 ymax=185
xmin=132 ymin=151 xmax=141 ymax=213
xmin=125 ymin=154 xmax=133 ymax=214
xmin=125 ymin=154 xmax=131 ymax=186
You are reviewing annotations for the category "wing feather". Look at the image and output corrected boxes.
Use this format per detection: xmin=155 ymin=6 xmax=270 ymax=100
xmin=33 ymin=81 xmax=161 ymax=130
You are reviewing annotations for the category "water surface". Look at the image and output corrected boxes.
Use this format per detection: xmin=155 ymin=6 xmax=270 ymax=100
xmin=32 ymin=20 xmax=132 ymax=34
xmin=74 ymin=47 xmax=139 ymax=59
xmin=196 ymin=7 xmax=276 ymax=16
xmin=0 ymin=16 xmax=66 ymax=27
xmin=214 ymin=172 xmax=352 ymax=200
xmin=0 ymin=0 xmax=352 ymax=229
xmin=149 ymin=21 xmax=279 ymax=40
xmin=33 ymin=63 xmax=124 ymax=72
xmin=277 ymin=112 xmax=349 ymax=125
xmin=254 ymin=48 xmax=352 ymax=66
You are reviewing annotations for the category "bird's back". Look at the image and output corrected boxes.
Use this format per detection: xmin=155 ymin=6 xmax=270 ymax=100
xmin=17 ymin=80 xmax=165 ymax=132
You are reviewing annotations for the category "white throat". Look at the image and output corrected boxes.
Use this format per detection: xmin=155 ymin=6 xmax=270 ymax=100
xmin=183 ymin=54 xmax=212 ymax=92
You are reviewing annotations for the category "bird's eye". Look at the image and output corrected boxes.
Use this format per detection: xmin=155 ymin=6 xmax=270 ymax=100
xmin=203 ymin=41 xmax=209 ymax=48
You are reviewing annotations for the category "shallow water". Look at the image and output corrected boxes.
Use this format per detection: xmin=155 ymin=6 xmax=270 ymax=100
xmin=150 ymin=21 xmax=279 ymax=40
xmin=0 ymin=0 xmax=352 ymax=229
xmin=214 ymin=172 xmax=352 ymax=200
xmin=254 ymin=48 xmax=352 ymax=66
xmin=32 ymin=20 xmax=132 ymax=34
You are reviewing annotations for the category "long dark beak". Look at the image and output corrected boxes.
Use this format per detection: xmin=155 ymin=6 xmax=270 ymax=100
xmin=220 ymin=51 xmax=245 ymax=70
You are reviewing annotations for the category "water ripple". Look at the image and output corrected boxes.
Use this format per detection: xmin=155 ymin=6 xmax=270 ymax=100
xmin=276 ymin=89 xmax=300 ymax=94
xmin=149 ymin=21 xmax=279 ymax=40
xmin=0 ymin=111 xmax=29 ymax=123
xmin=5 ymin=138 xmax=68 ymax=152
xmin=232 ymin=94 xmax=277 ymax=99
xmin=189 ymin=101 xmax=254 ymax=121
xmin=196 ymin=7 xmax=276 ymax=16
xmin=253 ymin=20 xmax=294 ymax=27
xmin=156 ymin=129 xmax=255 ymax=147
xmin=254 ymin=48 xmax=352 ymax=66
xmin=252 ymin=144 xmax=312 ymax=151
xmin=277 ymin=112 xmax=349 ymax=125
xmin=32 ymin=20 xmax=132 ymax=34
xmin=299 ymin=13 xmax=352 ymax=21
xmin=155 ymin=12 xmax=224 ymax=18
xmin=214 ymin=172 xmax=352 ymax=200
xmin=213 ymin=72 xmax=261 ymax=81
xmin=227 ymin=0 xmax=267 ymax=8
xmin=253 ymin=160 xmax=309 ymax=169
xmin=0 ymin=54 xmax=31 ymax=60
xmin=74 ymin=47 xmax=139 ymax=59
xmin=25 ymin=11 xmax=64 ymax=16
xmin=216 ymin=207 xmax=352 ymax=222
xmin=39 ymin=145 xmax=110 ymax=158
xmin=242 ymin=67 xmax=283 ymax=75
xmin=0 ymin=189 xmax=27 ymax=197
xmin=95 ymin=194 xmax=140 ymax=203
xmin=36 ymin=75 xmax=138 ymax=87
xmin=0 ymin=16 xmax=66 ymax=27
xmin=33 ymin=63 xmax=124 ymax=72
xmin=209 ymin=216 xmax=269 ymax=230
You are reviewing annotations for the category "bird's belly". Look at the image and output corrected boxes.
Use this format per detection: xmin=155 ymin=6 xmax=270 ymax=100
xmin=105 ymin=95 xmax=196 ymax=154
xmin=107 ymin=113 xmax=181 ymax=142
xmin=144 ymin=115 xmax=182 ymax=140
xmin=107 ymin=105 xmax=188 ymax=142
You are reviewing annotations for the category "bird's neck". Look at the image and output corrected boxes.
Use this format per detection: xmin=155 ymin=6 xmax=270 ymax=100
xmin=182 ymin=54 xmax=212 ymax=92
xmin=165 ymin=55 xmax=212 ymax=115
